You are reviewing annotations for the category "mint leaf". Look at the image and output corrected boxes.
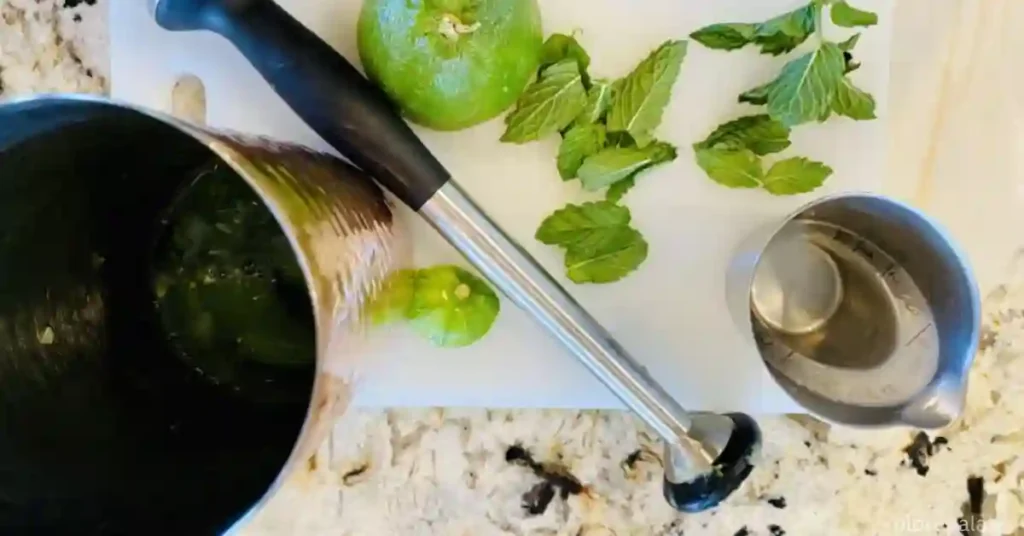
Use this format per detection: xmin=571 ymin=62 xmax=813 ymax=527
xmin=832 ymin=77 xmax=876 ymax=120
xmin=535 ymin=201 xmax=631 ymax=251
xmin=605 ymin=176 xmax=636 ymax=202
xmin=753 ymin=4 xmax=816 ymax=56
xmin=690 ymin=23 xmax=757 ymax=51
xmin=501 ymin=60 xmax=588 ymax=143
xmin=831 ymin=1 xmax=878 ymax=27
xmin=557 ymin=124 xmax=606 ymax=180
xmin=407 ymin=265 xmax=500 ymax=348
xmin=536 ymin=202 xmax=648 ymax=284
xmin=689 ymin=5 xmax=817 ymax=55
xmin=762 ymin=157 xmax=833 ymax=195
xmin=565 ymin=227 xmax=648 ymax=284
xmin=697 ymin=114 xmax=791 ymax=155
xmin=756 ymin=33 xmax=807 ymax=57
xmin=606 ymin=40 xmax=687 ymax=147
xmin=606 ymin=131 xmax=637 ymax=148
xmin=739 ymin=80 xmax=776 ymax=106
xmin=577 ymin=79 xmax=613 ymax=124
xmin=838 ymin=33 xmax=862 ymax=73
xmin=767 ymin=42 xmax=846 ymax=127
xmin=540 ymin=33 xmax=592 ymax=86
xmin=758 ymin=4 xmax=817 ymax=36
xmin=599 ymin=141 xmax=675 ymax=200
xmin=610 ymin=77 xmax=625 ymax=99
xmin=694 ymin=146 xmax=763 ymax=188
xmin=578 ymin=142 xmax=677 ymax=191
xmin=838 ymin=33 xmax=861 ymax=51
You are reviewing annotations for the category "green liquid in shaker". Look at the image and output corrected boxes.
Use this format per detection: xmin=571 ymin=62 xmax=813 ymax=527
xmin=150 ymin=163 xmax=315 ymax=401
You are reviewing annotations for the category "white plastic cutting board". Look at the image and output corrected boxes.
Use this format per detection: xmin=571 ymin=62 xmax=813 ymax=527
xmin=111 ymin=0 xmax=893 ymax=411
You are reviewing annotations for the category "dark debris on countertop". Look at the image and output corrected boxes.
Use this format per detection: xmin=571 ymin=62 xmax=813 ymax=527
xmin=957 ymin=476 xmax=986 ymax=536
xmin=3 ymin=0 xmax=107 ymax=93
xmin=621 ymin=447 xmax=660 ymax=480
xmin=902 ymin=431 xmax=950 ymax=476
xmin=522 ymin=481 xmax=556 ymax=516
xmin=653 ymin=519 xmax=683 ymax=535
xmin=341 ymin=464 xmax=369 ymax=486
xmin=766 ymin=496 xmax=787 ymax=509
xmin=506 ymin=444 xmax=587 ymax=516
xmin=768 ymin=524 xmax=786 ymax=536
xmin=733 ymin=527 xmax=750 ymax=536
xmin=623 ymin=449 xmax=644 ymax=470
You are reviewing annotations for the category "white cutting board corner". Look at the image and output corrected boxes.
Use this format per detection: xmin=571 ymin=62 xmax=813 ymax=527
xmin=111 ymin=0 xmax=894 ymax=412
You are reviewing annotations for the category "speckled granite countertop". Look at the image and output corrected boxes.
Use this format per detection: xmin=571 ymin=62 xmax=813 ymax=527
xmin=4 ymin=1 xmax=1024 ymax=534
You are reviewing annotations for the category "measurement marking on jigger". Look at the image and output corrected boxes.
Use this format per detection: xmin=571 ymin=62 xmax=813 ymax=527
xmin=905 ymin=323 xmax=935 ymax=348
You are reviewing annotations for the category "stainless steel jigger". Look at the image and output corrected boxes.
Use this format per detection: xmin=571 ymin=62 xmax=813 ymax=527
xmin=727 ymin=194 xmax=981 ymax=429
xmin=150 ymin=0 xmax=761 ymax=513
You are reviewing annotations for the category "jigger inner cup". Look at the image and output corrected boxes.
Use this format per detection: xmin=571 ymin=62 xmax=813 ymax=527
xmin=751 ymin=228 xmax=844 ymax=335
xmin=751 ymin=219 xmax=903 ymax=375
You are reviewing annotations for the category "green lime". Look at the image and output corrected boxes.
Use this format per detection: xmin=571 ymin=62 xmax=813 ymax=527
xmin=357 ymin=0 xmax=543 ymax=131
xmin=407 ymin=265 xmax=500 ymax=348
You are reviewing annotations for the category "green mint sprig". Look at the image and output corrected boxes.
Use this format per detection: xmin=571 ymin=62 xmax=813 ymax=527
xmin=504 ymin=34 xmax=684 ymax=194
xmin=501 ymin=34 xmax=688 ymax=284
xmin=693 ymin=117 xmax=833 ymax=195
xmin=693 ymin=115 xmax=835 ymax=195
xmin=690 ymin=1 xmax=877 ymax=195
xmin=690 ymin=4 xmax=816 ymax=57
xmin=535 ymin=201 xmax=648 ymax=284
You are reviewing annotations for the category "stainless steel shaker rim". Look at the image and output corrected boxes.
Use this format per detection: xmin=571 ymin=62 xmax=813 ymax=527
xmin=0 ymin=93 xmax=398 ymax=532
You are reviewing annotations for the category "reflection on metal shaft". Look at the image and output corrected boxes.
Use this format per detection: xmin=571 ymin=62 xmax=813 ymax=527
xmin=420 ymin=182 xmax=716 ymax=473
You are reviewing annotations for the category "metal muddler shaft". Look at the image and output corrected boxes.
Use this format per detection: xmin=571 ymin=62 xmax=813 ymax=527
xmin=420 ymin=184 xmax=761 ymax=509
xmin=422 ymin=183 xmax=705 ymax=460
